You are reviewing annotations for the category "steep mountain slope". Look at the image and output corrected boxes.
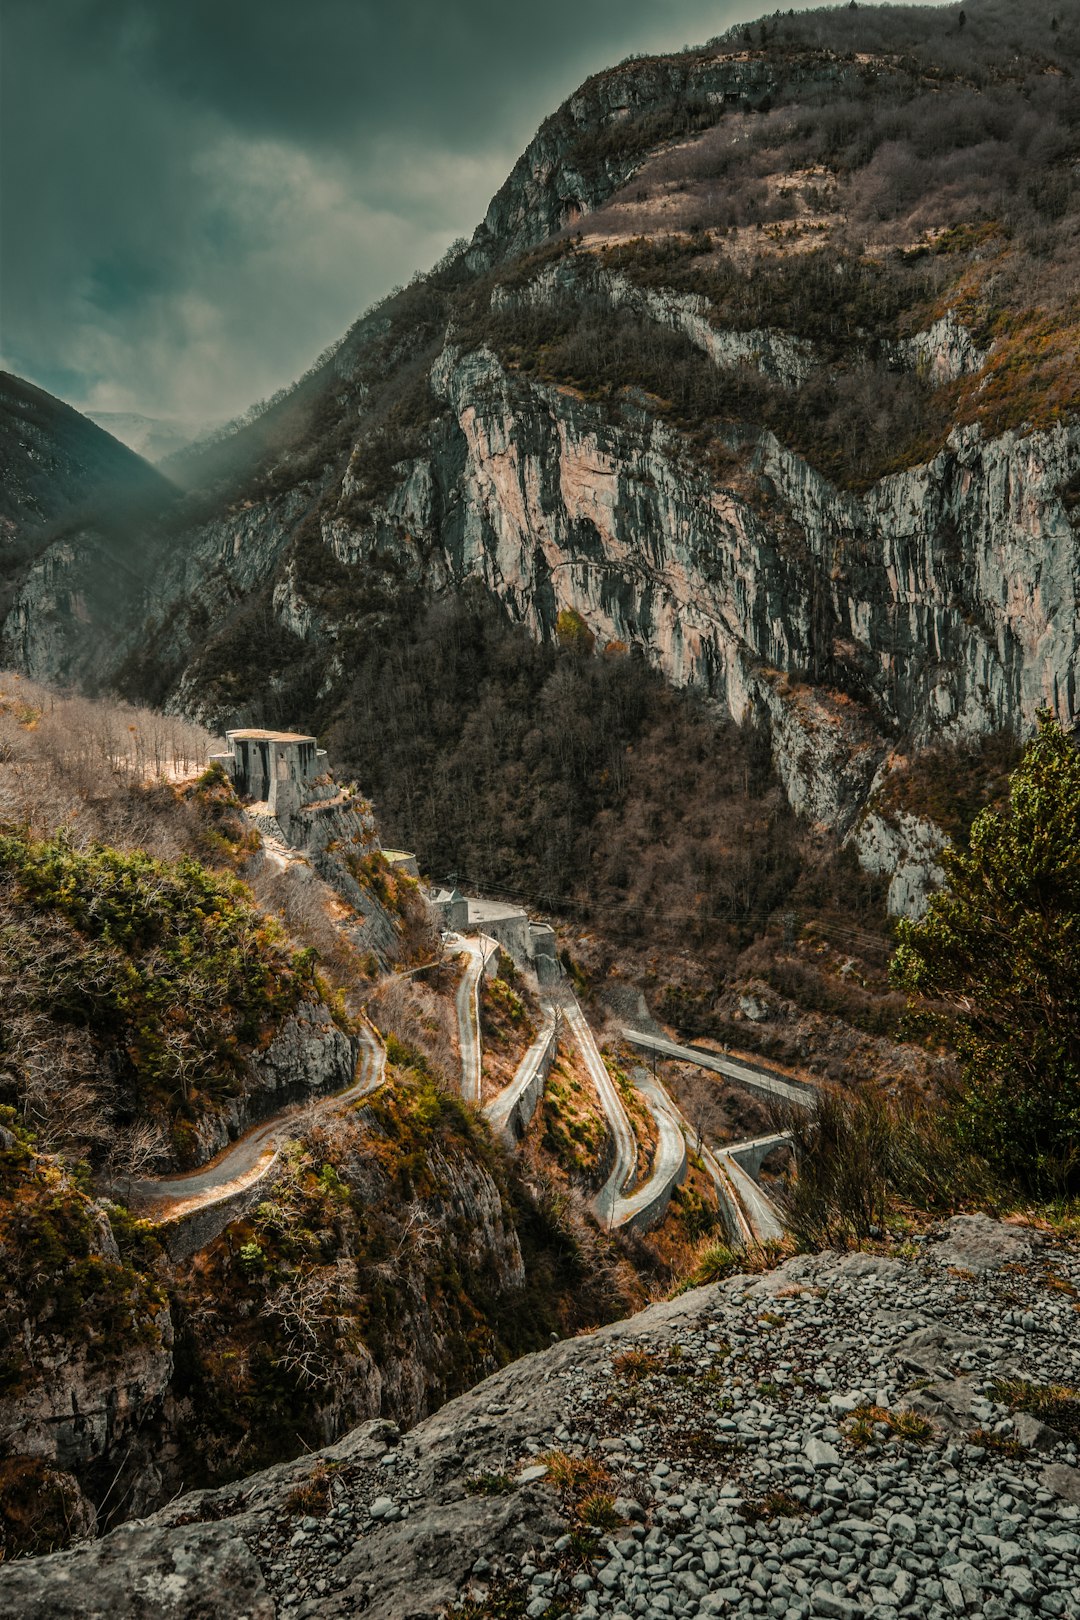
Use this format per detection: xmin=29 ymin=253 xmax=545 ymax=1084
xmin=6 ymin=0 xmax=1080 ymax=912
xmin=0 ymin=680 xmax=658 ymax=1555
xmin=0 ymin=374 xmax=178 ymax=679
xmin=0 ymin=374 xmax=172 ymax=535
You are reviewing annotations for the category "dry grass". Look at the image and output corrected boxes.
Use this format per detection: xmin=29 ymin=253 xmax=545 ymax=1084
xmin=776 ymin=1086 xmax=1001 ymax=1252
xmin=990 ymin=1379 xmax=1080 ymax=1446
xmin=284 ymin=1460 xmax=335 ymax=1516
xmin=366 ymin=974 xmax=459 ymax=1091
xmin=539 ymin=1054 xmax=610 ymax=1185
xmin=612 ymin=1348 xmax=662 ymax=1382
xmin=844 ymin=1405 xmax=936 ymax=1449
xmin=479 ymin=966 xmax=540 ymax=1104
xmin=967 ymin=1429 xmax=1024 ymax=1458
xmin=742 ymin=1490 xmax=806 ymax=1523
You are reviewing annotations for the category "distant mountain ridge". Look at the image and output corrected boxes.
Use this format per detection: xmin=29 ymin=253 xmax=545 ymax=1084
xmin=85 ymin=410 xmax=216 ymax=465
xmin=0 ymin=372 xmax=176 ymax=681
xmin=0 ymin=373 xmax=172 ymax=534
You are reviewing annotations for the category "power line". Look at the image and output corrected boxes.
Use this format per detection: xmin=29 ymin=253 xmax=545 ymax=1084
xmin=439 ymin=870 xmax=895 ymax=954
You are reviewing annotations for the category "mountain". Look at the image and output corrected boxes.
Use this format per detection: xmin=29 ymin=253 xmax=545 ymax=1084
xmin=85 ymin=410 xmax=217 ymax=464
xmin=5 ymin=0 xmax=1080 ymax=915
xmin=0 ymin=373 xmax=179 ymax=682
xmin=0 ymin=373 xmax=172 ymax=535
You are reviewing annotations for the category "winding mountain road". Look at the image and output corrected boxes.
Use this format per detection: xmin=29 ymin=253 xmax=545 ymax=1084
xmin=484 ymin=1004 xmax=559 ymax=1141
xmin=619 ymin=1028 xmax=815 ymax=1110
xmin=123 ymin=1019 xmax=386 ymax=1221
xmin=716 ymin=1146 xmax=786 ymax=1244
xmin=613 ymin=1028 xmax=798 ymax=1244
xmin=559 ymin=992 xmax=640 ymax=1228
xmin=450 ymin=936 xmax=491 ymax=1105
xmin=607 ymin=1070 xmax=687 ymax=1230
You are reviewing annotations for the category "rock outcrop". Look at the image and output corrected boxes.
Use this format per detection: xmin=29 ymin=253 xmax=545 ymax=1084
xmin=4 ymin=1215 xmax=1077 ymax=1619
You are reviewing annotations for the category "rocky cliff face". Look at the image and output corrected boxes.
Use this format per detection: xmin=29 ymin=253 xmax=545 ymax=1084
xmin=414 ymin=322 xmax=1079 ymax=833
xmin=0 ymin=1081 xmax=533 ymax=1563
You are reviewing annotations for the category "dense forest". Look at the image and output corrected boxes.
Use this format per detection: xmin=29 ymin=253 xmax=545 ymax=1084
xmin=327 ymin=588 xmax=893 ymax=960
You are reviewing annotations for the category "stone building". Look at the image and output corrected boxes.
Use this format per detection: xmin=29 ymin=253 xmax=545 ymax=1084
xmin=210 ymin=729 xmax=328 ymax=823
xmin=466 ymin=898 xmax=531 ymax=963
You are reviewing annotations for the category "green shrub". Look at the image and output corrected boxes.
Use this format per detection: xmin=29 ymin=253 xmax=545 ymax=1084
xmin=892 ymin=715 xmax=1080 ymax=1195
xmin=0 ymin=829 xmax=307 ymax=1142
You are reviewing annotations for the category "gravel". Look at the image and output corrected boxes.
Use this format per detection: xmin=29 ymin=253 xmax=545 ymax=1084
xmin=3 ymin=1215 xmax=1078 ymax=1620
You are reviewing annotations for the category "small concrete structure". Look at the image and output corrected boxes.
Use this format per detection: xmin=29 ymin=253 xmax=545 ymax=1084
xmin=211 ymin=729 xmax=329 ymax=823
xmin=383 ymin=850 xmax=420 ymax=879
xmin=466 ymin=898 xmax=531 ymax=965
xmin=726 ymin=1130 xmax=793 ymax=1178
xmin=429 ymin=886 xmax=469 ymax=932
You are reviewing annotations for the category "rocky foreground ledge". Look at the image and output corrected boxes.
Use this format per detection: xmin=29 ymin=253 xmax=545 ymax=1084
xmin=2 ymin=1216 xmax=1078 ymax=1620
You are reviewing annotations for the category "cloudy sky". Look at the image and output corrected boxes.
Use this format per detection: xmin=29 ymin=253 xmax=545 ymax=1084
xmin=4 ymin=0 xmax=823 ymax=427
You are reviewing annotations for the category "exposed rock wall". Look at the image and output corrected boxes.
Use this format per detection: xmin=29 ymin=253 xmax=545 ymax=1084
xmin=179 ymin=1000 xmax=359 ymax=1168
xmin=396 ymin=334 xmax=1077 ymax=839
xmin=0 ymin=1203 xmax=173 ymax=1484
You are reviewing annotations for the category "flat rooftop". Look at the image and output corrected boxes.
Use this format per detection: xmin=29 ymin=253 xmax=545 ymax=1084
xmin=226 ymin=729 xmax=316 ymax=744
xmin=467 ymin=898 xmax=527 ymax=924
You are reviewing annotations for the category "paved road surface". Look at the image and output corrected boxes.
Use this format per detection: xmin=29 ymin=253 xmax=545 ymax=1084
xmin=450 ymin=937 xmax=486 ymax=1104
xmin=714 ymin=1147 xmax=786 ymax=1244
xmin=124 ymin=1019 xmax=386 ymax=1220
xmin=620 ymin=1028 xmax=814 ymax=1111
xmin=696 ymin=1137 xmax=757 ymax=1248
xmin=561 ymin=993 xmax=639 ymax=1227
xmin=609 ymin=1070 xmax=687 ymax=1230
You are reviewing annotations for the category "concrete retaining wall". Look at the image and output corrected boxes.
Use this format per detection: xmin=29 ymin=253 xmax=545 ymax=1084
xmin=486 ymin=1014 xmax=559 ymax=1142
xmin=504 ymin=1019 xmax=559 ymax=1140
xmin=157 ymin=1173 xmax=273 ymax=1263
xmin=476 ymin=913 xmax=531 ymax=965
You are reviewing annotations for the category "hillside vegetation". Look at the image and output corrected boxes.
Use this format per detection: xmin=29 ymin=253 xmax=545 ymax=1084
xmin=0 ymin=680 xmax=669 ymax=1561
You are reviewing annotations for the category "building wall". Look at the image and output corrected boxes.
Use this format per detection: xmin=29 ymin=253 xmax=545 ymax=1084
xmin=474 ymin=911 xmax=531 ymax=966
xmin=432 ymin=894 xmax=469 ymax=932
xmin=228 ymin=736 xmax=319 ymax=802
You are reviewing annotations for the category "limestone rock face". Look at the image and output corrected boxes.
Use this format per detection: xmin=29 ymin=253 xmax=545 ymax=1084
xmin=471 ymin=53 xmax=783 ymax=265
xmin=0 ymin=1519 xmax=274 ymax=1620
xmin=854 ymin=806 xmax=947 ymax=919
xmin=183 ymin=1000 xmax=360 ymax=1166
xmin=250 ymin=1001 xmax=358 ymax=1110
xmin=9 ymin=294 xmax=1077 ymax=916
xmin=0 ymin=1197 xmax=174 ymax=1544
xmin=0 ymin=1321 xmax=174 ymax=1479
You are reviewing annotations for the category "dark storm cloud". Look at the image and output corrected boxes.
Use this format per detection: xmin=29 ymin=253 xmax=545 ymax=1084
xmin=2 ymin=0 xmax=812 ymax=423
